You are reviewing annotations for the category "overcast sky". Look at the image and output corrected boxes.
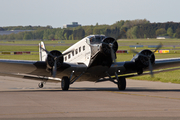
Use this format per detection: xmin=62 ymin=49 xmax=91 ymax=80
xmin=0 ymin=0 xmax=179 ymax=28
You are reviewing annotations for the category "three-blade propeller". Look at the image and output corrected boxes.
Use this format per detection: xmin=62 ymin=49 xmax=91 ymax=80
xmin=131 ymin=43 xmax=162 ymax=77
xmin=102 ymin=40 xmax=117 ymax=63
xmin=40 ymin=46 xmax=73 ymax=77
xmin=101 ymin=29 xmax=126 ymax=64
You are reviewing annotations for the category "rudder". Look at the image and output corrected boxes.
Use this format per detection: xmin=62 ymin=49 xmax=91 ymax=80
xmin=39 ymin=41 xmax=47 ymax=61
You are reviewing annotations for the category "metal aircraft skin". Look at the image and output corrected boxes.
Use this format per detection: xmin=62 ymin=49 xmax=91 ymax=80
xmin=0 ymin=35 xmax=180 ymax=90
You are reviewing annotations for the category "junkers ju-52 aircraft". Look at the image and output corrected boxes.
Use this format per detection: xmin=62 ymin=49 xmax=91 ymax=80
xmin=0 ymin=35 xmax=180 ymax=90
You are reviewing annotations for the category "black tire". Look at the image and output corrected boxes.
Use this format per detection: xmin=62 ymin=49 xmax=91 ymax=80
xmin=118 ymin=77 xmax=126 ymax=90
xmin=61 ymin=76 xmax=70 ymax=91
xmin=38 ymin=82 xmax=44 ymax=88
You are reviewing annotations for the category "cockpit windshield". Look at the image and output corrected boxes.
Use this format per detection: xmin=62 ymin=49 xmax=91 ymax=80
xmin=87 ymin=35 xmax=106 ymax=44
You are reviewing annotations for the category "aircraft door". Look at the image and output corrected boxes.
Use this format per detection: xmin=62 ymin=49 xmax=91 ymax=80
xmin=85 ymin=52 xmax=90 ymax=60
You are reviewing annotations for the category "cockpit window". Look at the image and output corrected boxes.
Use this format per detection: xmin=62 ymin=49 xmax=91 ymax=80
xmin=87 ymin=35 xmax=106 ymax=44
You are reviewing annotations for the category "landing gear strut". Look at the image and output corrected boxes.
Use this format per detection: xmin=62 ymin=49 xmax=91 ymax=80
xmin=118 ymin=77 xmax=126 ymax=90
xmin=61 ymin=76 xmax=70 ymax=91
xmin=38 ymin=82 xmax=44 ymax=88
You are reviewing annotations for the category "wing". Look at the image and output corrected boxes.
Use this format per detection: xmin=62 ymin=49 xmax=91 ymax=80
xmin=107 ymin=57 xmax=180 ymax=77
xmin=0 ymin=59 xmax=81 ymax=82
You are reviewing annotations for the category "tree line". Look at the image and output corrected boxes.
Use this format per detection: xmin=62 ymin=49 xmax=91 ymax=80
xmin=1 ymin=19 xmax=180 ymax=40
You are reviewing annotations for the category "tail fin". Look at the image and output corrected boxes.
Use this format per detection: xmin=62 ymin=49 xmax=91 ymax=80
xmin=39 ymin=41 xmax=47 ymax=61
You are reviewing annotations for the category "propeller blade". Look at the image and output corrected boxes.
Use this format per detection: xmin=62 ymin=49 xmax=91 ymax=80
xmin=130 ymin=49 xmax=139 ymax=54
xmin=101 ymin=42 xmax=109 ymax=45
xmin=112 ymin=39 xmax=117 ymax=44
xmin=149 ymin=43 xmax=162 ymax=57
xmin=101 ymin=40 xmax=117 ymax=63
xmin=131 ymin=49 xmax=148 ymax=58
xmin=52 ymin=50 xmax=75 ymax=77
xmin=52 ymin=58 xmax=57 ymax=77
xmin=110 ymin=47 xmax=116 ymax=63
xmin=40 ymin=46 xmax=54 ymax=58
xmin=154 ymin=43 xmax=162 ymax=53
xmin=148 ymin=58 xmax=154 ymax=77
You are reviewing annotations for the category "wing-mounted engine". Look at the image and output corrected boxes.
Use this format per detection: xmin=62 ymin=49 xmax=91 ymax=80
xmin=131 ymin=43 xmax=162 ymax=77
xmin=132 ymin=49 xmax=155 ymax=68
xmin=46 ymin=50 xmax=64 ymax=69
xmin=131 ymin=49 xmax=155 ymax=75
xmin=40 ymin=43 xmax=73 ymax=77
xmin=131 ymin=43 xmax=162 ymax=76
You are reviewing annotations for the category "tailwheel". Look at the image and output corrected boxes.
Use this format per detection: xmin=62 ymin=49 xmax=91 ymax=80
xmin=118 ymin=77 xmax=126 ymax=90
xmin=61 ymin=76 xmax=70 ymax=91
xmin=38 ymin=82 xmax=44 ymax=88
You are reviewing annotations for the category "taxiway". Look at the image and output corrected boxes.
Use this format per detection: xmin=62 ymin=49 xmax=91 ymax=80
xmin=0 ymin=76 xmax=180 ymax=119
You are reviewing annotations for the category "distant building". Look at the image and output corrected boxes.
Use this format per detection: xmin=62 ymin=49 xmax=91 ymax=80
xmin=63 ymin=22 xmax=81 ymax=28
xmin=156 ymin=36 xmax=170 ymax=39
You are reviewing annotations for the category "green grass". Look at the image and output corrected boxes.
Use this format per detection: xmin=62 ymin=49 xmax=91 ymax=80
xmin=132 ymin=70 xmax=180 ymax=84
xmin=0 ymin=46 xmax=70 ymax=52
xmin=1 ymin=39 xmax=180 ymax=84
xmin=0 ymin=55 xmax=38 ymax=60
xmin=117 ymin=38 xmax=180 ymax=46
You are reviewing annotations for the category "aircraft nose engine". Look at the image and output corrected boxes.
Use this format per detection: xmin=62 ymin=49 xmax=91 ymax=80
xmin=101 ymin=37 xmax=118 ymax=63
xmin=101 ymin=37 xmax=118 ymax=55
xmin=46 ymin=50 xmax=64 ymax=69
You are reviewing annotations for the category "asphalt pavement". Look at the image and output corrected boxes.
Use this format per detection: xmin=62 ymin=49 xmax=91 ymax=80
xmin=0 ymin=76 xmax=180 ymax=120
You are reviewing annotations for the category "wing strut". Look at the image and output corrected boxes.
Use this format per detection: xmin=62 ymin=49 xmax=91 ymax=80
xmin=105 ymin=71 xmax=118 ymax=84
xmin=70 ymin=72 xmax=85 ymax=84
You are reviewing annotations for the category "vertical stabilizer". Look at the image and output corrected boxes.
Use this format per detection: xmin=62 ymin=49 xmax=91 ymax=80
xmin=39 ymin=41 xmax=47 ymax=61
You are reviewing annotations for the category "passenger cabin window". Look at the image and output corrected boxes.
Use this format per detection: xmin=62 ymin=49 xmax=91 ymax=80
xmin=75 ymin=49 xmax=78 ymax=54
xmin=65 ymin=56 xmax=67 ymax=61
xmin=83 ymin=46 xmax=85 ymax=51
xmin=79 ymin=47 xmax=81 ymax=52
xmin=72 ymin=51 xmax=74 ymax=56
xmin=68 ymin=54 xmax=71 ymax=59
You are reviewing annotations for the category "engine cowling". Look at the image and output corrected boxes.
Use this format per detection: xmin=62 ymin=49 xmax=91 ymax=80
xmin=132 ymin=49 xmax=155 ymax=68
xmin=46 ymin=50 xmax=64 ymax=69
xmin=101 ymin=37 xmax=118 ymax=55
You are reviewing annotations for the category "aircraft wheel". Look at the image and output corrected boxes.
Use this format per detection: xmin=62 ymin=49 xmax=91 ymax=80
xmin=61 ymin=76 xmax=70 ymax=91
xmin=118 ymin=77 xmax=126 ymax=90
xmin=38 ymin=82 xmax=44 ymax=88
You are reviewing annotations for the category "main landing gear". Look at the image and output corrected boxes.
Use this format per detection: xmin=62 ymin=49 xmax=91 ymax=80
xmin=37 ymin=74 xmax=126 ymax=91
xmin=103 ymin=72 xmax=126 ymax=90
xmin=61 ymin=76 xmax=70 ymax=91
xmin=118 ymin=77 xmax=126 ymax=90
